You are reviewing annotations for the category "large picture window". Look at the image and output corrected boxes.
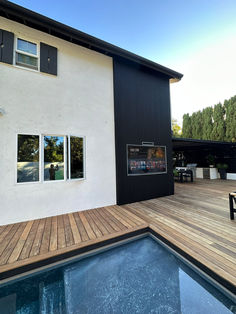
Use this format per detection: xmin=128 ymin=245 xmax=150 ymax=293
xmin=17 ymin=134 xmax=85 ymax=183
xmin=127 ymin=144 xmax=167 ymax=176
xmin=17 ymin=134 xmax=39 ymax=183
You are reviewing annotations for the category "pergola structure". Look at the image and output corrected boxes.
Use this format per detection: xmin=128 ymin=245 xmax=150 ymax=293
xmin=172 ymin=137 xmax=236 ymax=173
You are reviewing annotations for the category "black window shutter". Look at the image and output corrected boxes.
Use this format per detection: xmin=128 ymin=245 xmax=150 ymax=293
xmin=0 ymin=29 xmax=14 ymax=64
xmin=40 ymin=42 xmax=57 ymax=76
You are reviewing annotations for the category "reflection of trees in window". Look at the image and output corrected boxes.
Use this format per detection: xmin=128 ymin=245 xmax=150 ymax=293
xmin=44 ymin=136 xmax=64 ymax=162
xmin=70 ymin=137 xmax=83 ymax=179
xmin=17 ymin=135 xmax=39 ymax=182
xmin=44 ymin=136 xmax=64 ymax=181
xmin=18 ymin=135 xmax=39 ymax=162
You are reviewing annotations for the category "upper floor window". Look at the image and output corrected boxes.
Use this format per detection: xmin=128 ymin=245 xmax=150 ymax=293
xmin=0 ymin=29 xmax=57 ymax=75
xmin=15 ymin=38 xmax=38 ymax=70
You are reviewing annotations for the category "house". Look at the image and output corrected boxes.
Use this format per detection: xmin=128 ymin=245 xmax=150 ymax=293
xmin=0 ymin=1 xmax=183 ymax=225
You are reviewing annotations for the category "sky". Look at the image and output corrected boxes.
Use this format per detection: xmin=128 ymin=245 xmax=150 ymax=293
xmin=11 ymin=0 xmax=236 ymax=125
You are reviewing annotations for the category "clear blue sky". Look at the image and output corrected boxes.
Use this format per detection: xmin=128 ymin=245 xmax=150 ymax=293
xmin=9 ymin=1 xmax=236 ymax=123
xmin=10 ymin=0 xmax=236 ymax=68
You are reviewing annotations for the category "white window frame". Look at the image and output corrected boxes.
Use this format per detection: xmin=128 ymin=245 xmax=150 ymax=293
xmin=16 ymin=133 xmax=86 ymax=184
xmin=15 ymin=133 xmax=41 ymax=185
xmin=14 ymin=36 xmax=39 ymax=71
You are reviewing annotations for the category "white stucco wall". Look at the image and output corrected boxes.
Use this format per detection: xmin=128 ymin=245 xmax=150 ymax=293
xmin=0 ymin=17 xmax=117 ymax=225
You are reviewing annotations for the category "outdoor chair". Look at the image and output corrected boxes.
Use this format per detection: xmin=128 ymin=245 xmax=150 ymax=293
xmin=182 ymin=169 xmax=193 ymax=182
xmin=229 ymin=192 xmax=236 ymax=220
xmin=174 ymin=169 xmax=193 ymax=183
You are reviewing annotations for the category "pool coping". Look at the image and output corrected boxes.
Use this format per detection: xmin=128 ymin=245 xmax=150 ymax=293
xmin=0 ymin=224 xmax=235 ymax=296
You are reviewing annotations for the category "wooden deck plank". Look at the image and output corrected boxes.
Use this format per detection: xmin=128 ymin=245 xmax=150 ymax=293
xmin=0 ymin=225 xmax=7 ymax=237
xmin=78 ymin=212 xmax=96 ymax=240
xmin=73 ymin=212 xmax=89 ymax=241
xmin=93 ymin=209 xmax=116 ymax=234
xmin=29 ymin=219 xmax=46 ymax=257
xmin=112 ymin=206 xmax=138 ymax=227
xmin=0 ymin=222 xmax=27 ymax=266
xmin=49 ymin=216 xmax=58 ymax=251
xmin=40 ymin=217 xmax=52 ymax=255
xmin=19 ymin=220 xmax=40 ymax=260
xmin=7 ymin=220 xmax=34 ymax=264
xmin=97 ymin=208 xmax=121 ymax=232
xmin=68 ymin=213 xmax=81 ymax=244
xmin=83 ymin=211 xmax=103 ymax=237
xmin=63 ymin=214 xmax=74 ymax=247
xmin=0 ymin=224 xmax=20 ymax=256
xmin=106 ymin=206 xmax=133 ymax=228
xmin=88 ymin=210 xmax=110 ymax=236
xmin=102 ymin=208 xmax=127 ymax=231
xmin=57 ymin=215 xmax=66 ymax=250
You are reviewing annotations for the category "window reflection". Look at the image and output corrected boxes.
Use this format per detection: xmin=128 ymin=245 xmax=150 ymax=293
xmin=70 ymin=137 xmax=84 ymax=179
xmin=17 ymin=135 xmax=39 ymax=183
xmin=44 ymin=136 xmax=64 ymax=181
xmin=17 ymin=38 xmax=37 ymax=55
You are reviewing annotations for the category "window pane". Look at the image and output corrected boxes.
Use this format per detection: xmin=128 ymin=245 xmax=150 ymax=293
xmin=44 ymin=136 xmax=64 ymax=181
xmin=16 ymin=52 xmax=38 ymax=69
xmin=17 ymin=135 xmax=39 ymax=183
xmin=17 ymin=39 xmax=37 ymax=55
xmin=70 ymin=137 xmax=84 ymax=179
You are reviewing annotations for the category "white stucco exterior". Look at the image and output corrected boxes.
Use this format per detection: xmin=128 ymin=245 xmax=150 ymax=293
xmin=0 ymin=17 xmax=117 ymax=225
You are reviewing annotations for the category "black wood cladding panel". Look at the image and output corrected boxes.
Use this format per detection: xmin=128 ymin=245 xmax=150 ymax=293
xmin=113 ymin=58 xmax=174 ymax=204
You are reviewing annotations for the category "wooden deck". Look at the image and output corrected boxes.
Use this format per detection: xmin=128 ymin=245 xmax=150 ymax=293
xmin=0 ymin=179 xmax=235 ymax=292
xmin=0 ymin=206 xmax=148 ymax=279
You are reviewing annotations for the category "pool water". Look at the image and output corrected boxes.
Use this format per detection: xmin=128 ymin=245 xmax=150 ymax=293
xmin=0 ymin=236 xmax=235 ymax=313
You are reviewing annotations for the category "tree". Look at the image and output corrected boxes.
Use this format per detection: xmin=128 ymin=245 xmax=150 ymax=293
xmin=172 ymin=119 xmax=182 ymax=137
xmin=191 ymin=111 xmax=203 ymax=139
xmin=202 ymin=107 xmax=213 ymax=140
xmin=182 ymin=114 xmax=192 ymax=138
xmin=212 ymin=103 xmax=225 ymax=141
xmin=225 ymin=100 xmax=236 ymax=142
xmin=181 ymin=94 xmax=236 ymax=142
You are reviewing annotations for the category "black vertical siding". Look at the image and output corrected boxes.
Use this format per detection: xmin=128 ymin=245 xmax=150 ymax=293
xmin=0 ymin=29 xmax=14 ymax=64
xmin=113 ymin=58 xmax=174 ymax=205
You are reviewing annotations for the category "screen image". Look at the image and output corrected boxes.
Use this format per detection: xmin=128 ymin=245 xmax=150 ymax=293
xmin=127 ymin=145 xmax=167 ymax=175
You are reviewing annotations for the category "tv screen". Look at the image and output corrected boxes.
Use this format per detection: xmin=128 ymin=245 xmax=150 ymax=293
xmin=127 ymin=145 xmax=167 ymax=176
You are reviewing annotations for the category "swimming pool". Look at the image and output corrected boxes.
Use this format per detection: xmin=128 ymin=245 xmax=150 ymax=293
xmin=0 ymin=236 xmax=235 ymax=313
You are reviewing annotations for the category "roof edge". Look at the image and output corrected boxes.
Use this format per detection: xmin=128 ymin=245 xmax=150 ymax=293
xmin=0 ymin=0 xmax=183 ymax=81
xmin=172 ymin=137 xmax=236 ymax=145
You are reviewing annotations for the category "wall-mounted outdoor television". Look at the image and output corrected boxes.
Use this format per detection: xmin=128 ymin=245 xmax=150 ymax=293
xmin=127 ymin=144 xmax=167 ymax=176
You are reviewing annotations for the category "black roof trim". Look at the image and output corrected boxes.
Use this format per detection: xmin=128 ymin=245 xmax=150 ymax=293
xmin=173 ymin=137 xmax=236 ymax=146
xmin=0 ymin=0 xmax=183 ymax=80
